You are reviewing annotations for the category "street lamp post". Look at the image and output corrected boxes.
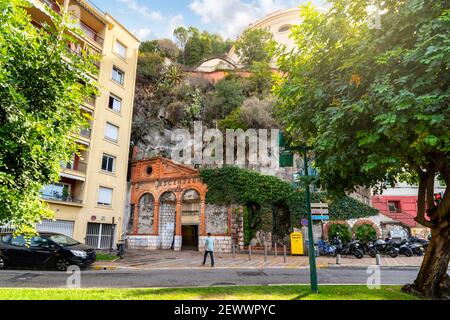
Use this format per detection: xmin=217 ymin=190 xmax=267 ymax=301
xmin=301 ymin=147 xmax=318 ymax=294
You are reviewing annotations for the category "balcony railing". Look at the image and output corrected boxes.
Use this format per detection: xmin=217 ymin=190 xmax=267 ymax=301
xmin=60 ymin=161 xmax=87 ymax=174
xmin=39 ymin=0 xmax=61 ymax=14
xmin=75 ymin=20 xmax=104 ymax=47
xmin=40 ymin=192 xmax=83 ymax=204
xmin=66 ymin=45 xmax=101 ymax=71
xmin=84 ymin=95 xmax=96 ymax=107
xmin=80 ymin=128 xmax=91 ymax=139
xmin=39 ymin=0 xmax=104 ymax=47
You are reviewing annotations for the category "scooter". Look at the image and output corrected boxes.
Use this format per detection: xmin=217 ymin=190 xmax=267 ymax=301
xmin=361 ymin=241 xmax=377 ymax=258
xmin=373 ymin=238 xmax=399 ymax=258
xmin=318 ymin=240 xmax=337 ymax=256
xmin=332 ymin=236 xmax=364 ymax=259
xmin=390 ymin=238 xmax=414 ymax=257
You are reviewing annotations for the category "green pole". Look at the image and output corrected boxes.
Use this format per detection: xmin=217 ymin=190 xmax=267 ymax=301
xmin=303 ymin=147 xmax=318 ymax=293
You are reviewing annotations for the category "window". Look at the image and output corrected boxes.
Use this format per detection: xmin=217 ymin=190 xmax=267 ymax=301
xmin=30 ymin=236 xmax=50 ymax=248
xmin=10 ymin=236 xmax=26 ymax=247
xmin=108 ymin=94 xmax=122 ymax=113
xmin=40 ymin=183 xmax=71 ymax=202
xmin=102 ymin=154 xmax=116 ymax=173
xmin=112 ymin=66 xmax=124 ymax=85
xmin=1 ymin=235 xmax=11 ymax=244
xmin=105 ymin=122 xmax=119 ymax=142
xmin=278 ymin=24 xmax=292 ymax=33
xmin=114 ymin=41 xmax=127 ymax=59
xmin=388 ymin=201 xmax=400 ymax=212
xmin=97 ymin=187 xmax=113 ymax=206
xmin=86 ymin=223 xmax=115 ymax=249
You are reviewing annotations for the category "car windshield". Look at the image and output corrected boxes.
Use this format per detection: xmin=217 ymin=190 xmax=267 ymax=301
xmin=49 ymin=234 xmax=79 ymax=246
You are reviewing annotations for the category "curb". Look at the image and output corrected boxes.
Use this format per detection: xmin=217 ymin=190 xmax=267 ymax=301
xmin=326 ymin=265 xmax=420 ymax=270
xmin=92 ymin=265 xmax=117 ymax=271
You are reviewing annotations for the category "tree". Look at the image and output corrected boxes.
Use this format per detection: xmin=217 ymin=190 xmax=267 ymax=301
xmin=173 ymin=26 xmax=189 ymax=64
xmin=0 ymin=0 xmax=97 ymax=234
xmin=234 ymin=28 xmax=275 ymax=67
xmin=137 ymin=51 xmax=164 ymax=80
xmin=273 ymin=0 xmax=449 ymax=299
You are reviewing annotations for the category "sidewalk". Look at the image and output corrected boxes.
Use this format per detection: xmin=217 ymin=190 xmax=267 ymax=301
xmin=93 ymin=249 xmax=424 ymax=271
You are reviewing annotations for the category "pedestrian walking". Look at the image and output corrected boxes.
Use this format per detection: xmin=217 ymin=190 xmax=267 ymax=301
xmin=202 ymin=233 xmax=215 ymax=267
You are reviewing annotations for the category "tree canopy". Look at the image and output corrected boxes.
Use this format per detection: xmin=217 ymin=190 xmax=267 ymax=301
xmin=273 ymin=0 xmax=449 ymax=298
xmin=0 ymin=0 xmax=97 ymax=234
xmin=234 ymin=28 xmax=275 ymax=67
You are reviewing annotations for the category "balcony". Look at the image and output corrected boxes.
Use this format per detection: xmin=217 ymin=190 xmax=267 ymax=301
xmin=41 ymin=192 xmax=83 ymax=205
xmin=37 ymin=0 xmax=105 ymax=49
xmin=80 ymin=128 xmax=91 ymax=139
xmin=60 ymin=161 xmax=87 ymax=182
xmin=39 ymin=0 xmax=61 ymax=14
xmin=74 ymin=20 xmax=104 ymax=48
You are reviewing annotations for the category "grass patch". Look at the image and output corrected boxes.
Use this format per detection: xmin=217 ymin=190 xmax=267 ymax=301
xmin=95 ymin=252 xmax=117 ymax=261
xmin=0 ymin=285 xmax=418 ymax=300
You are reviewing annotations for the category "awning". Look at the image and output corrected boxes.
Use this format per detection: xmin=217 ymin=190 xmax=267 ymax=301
xmin=60 ymin=172 xmax=86 ymax=182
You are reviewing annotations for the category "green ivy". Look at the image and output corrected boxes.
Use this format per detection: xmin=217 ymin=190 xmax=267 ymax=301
xmin=355 ymin=224 xmax=377 ymax=243
xmin=200 ymin=166 xmax=378 ymax=239
xmin=328 ymin=224 xmax=352 ymax=244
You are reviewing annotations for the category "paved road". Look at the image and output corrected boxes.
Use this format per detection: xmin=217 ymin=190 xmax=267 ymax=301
xmin=0 ymin=268 xmax=423 ymax=288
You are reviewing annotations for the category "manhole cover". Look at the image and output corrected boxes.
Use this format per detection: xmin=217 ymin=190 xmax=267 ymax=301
xmin=238 ymin=271 xmax=266 ymax=277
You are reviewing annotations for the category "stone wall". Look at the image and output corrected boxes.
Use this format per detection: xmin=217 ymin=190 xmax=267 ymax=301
xmin=159 ymin=202 xmax=176 ymax=249
xmin=205 ymin=204 xmax=228 ymax=234
xmin=137 ymin=194 xmax=154 ymax=234
xmin=128 ymin=235 xmax=159 ymax=249
xmin=199 ymin=236 xmax=233 ymax=253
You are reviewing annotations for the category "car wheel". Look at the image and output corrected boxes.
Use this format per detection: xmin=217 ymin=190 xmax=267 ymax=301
xmin=0 ymin=256 xmax=6 ymax=270
xmin=55 ymin=257 xmax=70 ymax=272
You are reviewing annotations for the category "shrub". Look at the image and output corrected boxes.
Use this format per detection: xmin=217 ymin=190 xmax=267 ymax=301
xmin=328 ymin=223 xmax=352 ymax=244
xmin=355 ymin=224 xmax=377 ymax=243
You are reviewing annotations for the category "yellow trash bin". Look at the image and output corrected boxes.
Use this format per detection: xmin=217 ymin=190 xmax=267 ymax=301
xmin=290 ymin=232 xmax=304 ymax=255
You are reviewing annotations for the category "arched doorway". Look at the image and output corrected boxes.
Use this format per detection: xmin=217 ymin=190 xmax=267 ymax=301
xmin=159 ymin=191 xmax=177 ymax=249
xmin=181 ymin=189 xmax=201 ymax=250
xmin=137 ymin=193 xmax=154 ymax=234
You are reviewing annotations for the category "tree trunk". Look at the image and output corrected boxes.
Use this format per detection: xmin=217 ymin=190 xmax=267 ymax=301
xmin=403 ymin=219 xmax=450 ymax=299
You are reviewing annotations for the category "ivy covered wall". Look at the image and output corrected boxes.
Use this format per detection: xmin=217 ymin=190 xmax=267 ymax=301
xmin=200 ymin=166 xmax=378 ymax=243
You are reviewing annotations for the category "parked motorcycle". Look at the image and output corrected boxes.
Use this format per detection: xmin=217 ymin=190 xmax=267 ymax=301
xmin=373 ymin=238 xmax=399 ymax=258
xmin=409 ymin=236 xmax=429 ymax=256
xmin=389 ymin=238 xmax=414 ymax=257
xmin=318 ymin=240 xmax=337 ymax=257
xmin=361 ymin=241 xmax=377 ymax=258
xmin=332 ymin=236 xmax=364 ymax=259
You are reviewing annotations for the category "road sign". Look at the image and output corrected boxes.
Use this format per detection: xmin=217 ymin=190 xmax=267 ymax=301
xmin=301 ymin=218 xmax=308 ymax=226
xmin=312 ymin=215 xmax=330 ymax=221
xmin=311 ymin=209 xmax=329 ymax=214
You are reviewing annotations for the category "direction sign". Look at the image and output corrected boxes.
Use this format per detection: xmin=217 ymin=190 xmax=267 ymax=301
xmin=311 ymin=209 xmax=329 ymax=214
xmin=312 ymin=215 xmax=330 ymax=221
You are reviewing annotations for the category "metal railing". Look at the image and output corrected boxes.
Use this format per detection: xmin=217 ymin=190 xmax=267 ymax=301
xmin=39 ymin=0 xmax=61 ymax=13
xmin=40 ymin=192 xmax=83 ymax=204
xmin=60 ymin=161 xmax=88 ymax=174
xmin=80 ymin=128 xmax=91 ymax=138
xmin=75 ymin=20 xmax=104 ymax=47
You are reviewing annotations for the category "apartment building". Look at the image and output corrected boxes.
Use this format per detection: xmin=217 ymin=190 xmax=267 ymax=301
xmin=26 ymin=0 xmax=139 ymax=248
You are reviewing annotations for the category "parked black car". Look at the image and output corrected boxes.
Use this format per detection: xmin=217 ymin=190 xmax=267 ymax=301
xmin=0 ymin=232 xmax=96 ymax=271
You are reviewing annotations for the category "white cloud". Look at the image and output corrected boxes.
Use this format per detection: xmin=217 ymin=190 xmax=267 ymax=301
xmin=134 ymin=28 xmax=153 ymax=40
xmin=116 ymin=0 xmax=163 ymax=21
xmin=168 ymin=14 xmax=185 ymax=38
xmin=188 ymin=0 xmax=300 ymax=39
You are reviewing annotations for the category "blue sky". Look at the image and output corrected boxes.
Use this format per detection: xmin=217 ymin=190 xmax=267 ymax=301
xmin=89 ymin=0 xmax=326 ymax=41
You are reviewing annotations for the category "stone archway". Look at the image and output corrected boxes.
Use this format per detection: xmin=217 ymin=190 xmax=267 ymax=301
xmin=181 ymin=189 xmax=201 ymax=250
xmin=159 ymin=191 xmax=177 ymax=249
xmin=352 ymin=219 xmax=381 ymax=238
xmin=323 ymin=221 xmax=351 ymax=240
xmin=137 ymin=193 xmax=155 ymax=234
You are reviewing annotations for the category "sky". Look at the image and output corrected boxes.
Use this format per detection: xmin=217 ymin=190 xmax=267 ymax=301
xmin=89 ymin=0 xmax=327 ymax=41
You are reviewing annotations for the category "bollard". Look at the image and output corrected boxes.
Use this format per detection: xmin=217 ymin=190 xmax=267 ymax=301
xmin=376 ymin=254 xmax=381 ymax=266
xmin=264 ymin=244 xmax=267 ymax=263
xmin=249 ymin=245 xmax=252 ymax=261
xmin=283 ymin=245 xmax=287 ymax=263
xmin=274 ymin=242 xmax=278 ymax=257
xmin=232 ymin=243 xmax=236 ymax=261
xmin=336 ymin=254 xmax=341 ymax=265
